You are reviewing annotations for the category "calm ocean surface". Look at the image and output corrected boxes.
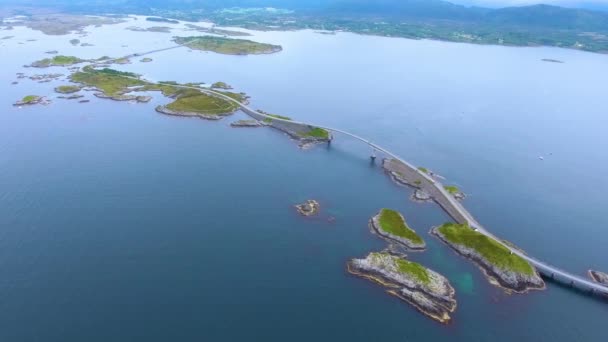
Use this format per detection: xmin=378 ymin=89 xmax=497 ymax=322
xmin=0 ymin=16 xmax=606 ymax=341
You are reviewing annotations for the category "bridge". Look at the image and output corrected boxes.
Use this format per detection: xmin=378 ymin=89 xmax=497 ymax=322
xmin=198 ymin=86 xmax=608 ymax=297
xmin=94 ymin=45 xmax=608 ymax=297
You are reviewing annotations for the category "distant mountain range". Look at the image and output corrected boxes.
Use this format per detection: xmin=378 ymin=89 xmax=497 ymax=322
xmin=2 ymin=0 xmax=608 ymax=52
xmin=4 ymin=0 xmax=608 ymax=31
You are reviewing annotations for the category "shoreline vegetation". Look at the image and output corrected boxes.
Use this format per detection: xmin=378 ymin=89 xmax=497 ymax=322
xmin=348 ymin=252 xmax=456 ymax=323
xmin=173 ymin=36 xmax=282 ymax=55
xmin=432 ymin=223 xmax=545 ymax=293
xmin=370 ymin=209 xmax=425 ymax=250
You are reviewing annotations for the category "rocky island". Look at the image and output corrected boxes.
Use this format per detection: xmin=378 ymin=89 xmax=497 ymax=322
xmin=588 ymin=270 xmax=608 ymax=285
xmin=295 ymin=200 xmax=320 ymax=216
xmin=432 ymin=223 xmax=545 ymax=293
xmin=370 ymin=209 xmax=425 ymax=250
xmin=30 ymin=55 xmax=84 ymax=68
xmin=13 ymin=95 xmax=46 ymax=106
xmin=54 ymin=85 xmax=81 ymax=94
xmin=348 ymin=252 xmax=456 ymax=323
xmin=173 ymin=36 xmax=282 ymax=55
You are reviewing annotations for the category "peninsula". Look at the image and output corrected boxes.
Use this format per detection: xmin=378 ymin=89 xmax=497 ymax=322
xmin=370 ymin=209 xmax=425 ymax=250
xmin=432 ymin=223 xmax=544 ymax=293
xmin=173 ymin=36 xmax=282 ymax=55
xmin=348 ymin=252 xmax=456 ymax=323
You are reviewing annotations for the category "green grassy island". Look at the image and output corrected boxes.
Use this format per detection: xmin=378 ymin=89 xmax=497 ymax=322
xmin=371 ymin=209 xmax=425 ymax=249
xmin=436 ymin=223 xmax=534 ymax=275
xmin=31 ymin=55 xmax=84 ymax=67
xmin=432 ymin=223 xmax=544 ymax=293
xmin=164 ymin=93 xmax=240 ymax=116
xmin=14 ymin=95 xmax=45 ymax=106
xmin=173 ymin=36 xmax=282 ymax=55
xmin=54 ymin=85 xmax=81 ymax=94
xmin=70 ymin=67 xmax=144 ymax=96
xmin=69 ymin=66 xmax=241 ymax=117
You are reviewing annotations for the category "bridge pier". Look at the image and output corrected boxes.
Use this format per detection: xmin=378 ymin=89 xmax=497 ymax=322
xmin=370 ymin=148 xmax=377 ymax=161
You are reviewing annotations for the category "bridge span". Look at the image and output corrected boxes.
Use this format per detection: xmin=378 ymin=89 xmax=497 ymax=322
xmin=92 ymin=44 xmax=608 ymax=297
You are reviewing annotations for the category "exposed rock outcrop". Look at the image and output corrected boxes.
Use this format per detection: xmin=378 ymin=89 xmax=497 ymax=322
xmin=295 ymin=200 xmax=320 ymax=216
xmin=588 ymin=270 xmax=608 ymax=285
xmin=348 ymin=252 xmax=456 ymax=323
xmin=155 ymin=105 xmax=223 ymax=120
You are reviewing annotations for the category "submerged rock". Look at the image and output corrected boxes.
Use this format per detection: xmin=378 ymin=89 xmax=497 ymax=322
xmin=295 ymin=200 xmax=320 ymax=217
xmin=348 ymin=252 xmax=456 ymax=323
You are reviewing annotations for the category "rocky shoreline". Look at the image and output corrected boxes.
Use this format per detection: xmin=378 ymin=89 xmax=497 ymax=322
xmin=155 ymin=105 xmax=224 ymax=120
xmin=13 ymin=95 xmax=49 ymax=106
xmin=588 ymin=270 xmax=608 ymax=285
xmin=411 ymin=189 xmax=432 ymax=202
xmin=230 ymin=119 xmax=263 ymax=127
xmin=370 ymin=211 xmax=425 ymax=251
xmin=431 ymin=226 xmax=545 ymax=293
xmin=95 ymin=93 xmax=151 ymax=103
xmin=348 ymin=252 xmax=456 ymax=323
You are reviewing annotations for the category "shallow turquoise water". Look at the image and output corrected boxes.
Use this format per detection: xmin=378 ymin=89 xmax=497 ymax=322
xmin=0 ymin=17 xmax=607 ymax=341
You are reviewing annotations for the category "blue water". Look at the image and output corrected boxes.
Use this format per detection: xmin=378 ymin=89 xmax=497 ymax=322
xmin=0 ymin=17 xmax=607 ymax=341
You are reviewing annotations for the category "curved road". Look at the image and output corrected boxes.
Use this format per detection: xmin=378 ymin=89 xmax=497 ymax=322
xmin=92 ymin=44 xmax=608 ymax=297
